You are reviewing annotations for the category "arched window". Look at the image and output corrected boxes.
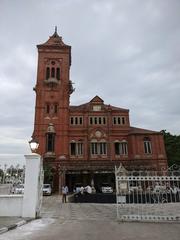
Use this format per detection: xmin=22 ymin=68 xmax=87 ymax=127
xmin=70 ymin=140 xmax=83 ymax=156
xmin=90 ymin=140 xmax=107 ymax=155
xmin=46 ymin=124 xmax=55 ymax=152
xmin=46 ymin=67 xmax=50 ymax=79
xmin=77 ymin=141 xmax=83 ymax=155
xmin=56 ymin=68 xmax=60 ymax=80
xmin=46 ymin=104 xmax=50 ymax=114
xmin=121 ymin=141 xmax=128 ymax=155
xmin=51 ymin=67 xmax=55 ymax=78
xmin=46 ymin=133 xmax=55 ymax=152
xmin=70 ymin=141 xmax=76 ymax=156
xmin=99 ymin=142 xmax=107 ymax=154
xmin=54 ymin=104 xmax=58 ymax=114
xmin=114 ymin=142 xmax=120 ymax=155
xmin=114 ymin=140 xmax=128 ymax=155
xmin=143 ymin=137 xmax=152 ymax=154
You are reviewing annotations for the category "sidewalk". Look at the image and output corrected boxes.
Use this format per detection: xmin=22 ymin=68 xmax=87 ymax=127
xmin=0 ymin=217 xmax=32 ymax=234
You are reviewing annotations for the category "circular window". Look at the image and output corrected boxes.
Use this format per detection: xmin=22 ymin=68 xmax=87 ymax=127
xmin=95 ymin=131 xmax=102 ymax=138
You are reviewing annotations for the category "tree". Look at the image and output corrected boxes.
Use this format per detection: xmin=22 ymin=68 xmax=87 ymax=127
xmin=43 ymin=164 xmax=53 ymax=184
xmin=161 ymin=130 xmax=180 ymax=166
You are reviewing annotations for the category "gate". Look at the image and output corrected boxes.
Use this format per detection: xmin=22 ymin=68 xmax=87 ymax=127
xmin=115 ymin=164 xmax=180 ymax=222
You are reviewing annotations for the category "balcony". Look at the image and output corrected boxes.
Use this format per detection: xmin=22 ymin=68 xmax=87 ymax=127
xmin=44 ymin=78 xmax=60 ymax=86
xmin=44 ymin=152 xmax=56 ymax=160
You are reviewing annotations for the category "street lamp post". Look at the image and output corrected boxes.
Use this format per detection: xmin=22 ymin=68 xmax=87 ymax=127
xmin=29 ymin=138 xmax=39 ymax=152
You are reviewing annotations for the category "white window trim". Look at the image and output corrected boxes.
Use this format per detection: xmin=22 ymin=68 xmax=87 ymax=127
xmin=144 ymin=140 xmax=152 ymax=154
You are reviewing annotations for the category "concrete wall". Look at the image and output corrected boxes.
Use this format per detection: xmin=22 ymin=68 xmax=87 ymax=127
xmin=0 ymin=153 xmax=42 ymax=218
xmin=0 ymin=195 xmax=23 ymax=216
xmin=0 ymin=184 xmax=11 ymax=195
xmin=22 ymin=154 xmax=42 ymax=218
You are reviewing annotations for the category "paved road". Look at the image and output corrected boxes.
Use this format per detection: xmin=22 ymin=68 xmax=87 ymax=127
xmin=42 ymin=195 xmax=117 ymax=221
xmin=0 ymin=195 xmax=180 ymax=240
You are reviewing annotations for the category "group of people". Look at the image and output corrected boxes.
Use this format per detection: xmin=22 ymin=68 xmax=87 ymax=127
xmin=82 ymin=185 xmax=93 ymax=194
xmin=61 ymin=184 xmax=94 ymax=203
xmin=74 ymin=185 xmax=93 ymax=195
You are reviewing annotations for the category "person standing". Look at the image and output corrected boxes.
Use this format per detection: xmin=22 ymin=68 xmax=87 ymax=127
xmin=62 ymin=185 xmax=68 ymax=203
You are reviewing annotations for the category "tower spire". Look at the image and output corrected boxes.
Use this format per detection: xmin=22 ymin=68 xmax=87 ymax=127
xmin=52 ymin=26 xmax=59 ymax=38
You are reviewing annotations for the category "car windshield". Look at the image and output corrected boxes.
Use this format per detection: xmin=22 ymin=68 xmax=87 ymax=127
xmin=17 ymin=185 xmax=24 ymax=188
xmin=44 ymin=185 xmax=50 ymax=188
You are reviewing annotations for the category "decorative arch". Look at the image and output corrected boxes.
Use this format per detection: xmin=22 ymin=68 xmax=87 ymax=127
xmin=46 ymin=123 xmax=55 ymax=152
xmin=114 ymin=139 xmax=128 ymax=155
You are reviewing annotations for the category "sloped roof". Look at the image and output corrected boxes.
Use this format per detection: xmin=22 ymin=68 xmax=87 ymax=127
xmin=70 ymin=96 xmax=129 ymax=112
xmin=129 ymin=127 xmax=160 ymax=135
xmin=37 ymin=28 xmax=70 ymax=49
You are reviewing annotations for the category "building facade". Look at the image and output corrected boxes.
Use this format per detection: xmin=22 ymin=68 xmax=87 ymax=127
xmin=32 ymin=30 xmax=167 ymax=191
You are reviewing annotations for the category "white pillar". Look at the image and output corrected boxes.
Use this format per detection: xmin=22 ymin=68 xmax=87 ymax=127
xmin=22 ymin=153 xmax=42 ymax=218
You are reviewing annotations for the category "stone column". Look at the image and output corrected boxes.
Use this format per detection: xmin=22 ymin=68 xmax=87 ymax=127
xmin=22 ymin=153 xmax=42 ymax=218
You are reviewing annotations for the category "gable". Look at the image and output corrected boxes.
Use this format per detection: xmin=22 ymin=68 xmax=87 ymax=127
xmin=90 ymin=96 xmax=104 ymax=104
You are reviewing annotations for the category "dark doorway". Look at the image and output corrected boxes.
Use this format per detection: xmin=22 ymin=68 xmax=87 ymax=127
xmin=65 ymin=171 xmax=115 ymax=193
xmin=66 ymin=172 xmax=91 ymax=192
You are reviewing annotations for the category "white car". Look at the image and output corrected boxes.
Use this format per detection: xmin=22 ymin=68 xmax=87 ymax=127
xmin=43 ymin=184 xmax=52 ymax=196
xmin=15 ymin=184 xmax=24 ymax=194
xmin=101 ymin=183 xmax=113 ymax=193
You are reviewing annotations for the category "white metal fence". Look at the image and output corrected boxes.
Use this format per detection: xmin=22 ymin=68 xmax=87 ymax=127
xmin=115 ymin=164 xmax=180 ymax=222
xmin=0 ymin=164 xmax=26 ymax=194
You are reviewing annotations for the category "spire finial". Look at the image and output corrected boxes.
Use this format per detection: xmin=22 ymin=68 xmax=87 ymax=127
xmin=55 ymin=26 xmax=57 ymax=34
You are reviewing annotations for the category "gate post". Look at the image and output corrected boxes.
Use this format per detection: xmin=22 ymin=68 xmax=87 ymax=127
xmin=22 ymin=153 xmax=43 ymax=218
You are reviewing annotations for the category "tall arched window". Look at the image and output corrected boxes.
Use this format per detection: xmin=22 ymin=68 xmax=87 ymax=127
xmin=46 ymin=124 xmax=55 ymax=152
xmin=114 ymin=140 xmax=128 ymax=155
xmin=91 ymin=140 xmax=98 ymax=155
xmin=46 ymin=104 xmax=50 ymax=114
xmin=46 ymin=67 xmax=50 ymax=79
xmin=90 ymin=140 xmax=107 ymax=155
xmin=114 ymin=142 xmax=120 ymax=155
xmin=46 ymin=133 xmax=55 ymax=152
xmin=121 ymin=141 xmax=128 ymax=155
xmin=56 ymin=67 xmax=60 ymax=80
xmin=70 ymin=140 xmax=83 ymax=156
xmin=51 ymin=67 xmax=55 ymax=78
xmin=99 ymin=142 xmax=107 ymax=154
xmin=143 ymin=137 xmax=152 ymax=154
xmin=54 ymin=104 xmax=58 ymax=114
xmin=70 ymin=141 xmax=76 ymax=156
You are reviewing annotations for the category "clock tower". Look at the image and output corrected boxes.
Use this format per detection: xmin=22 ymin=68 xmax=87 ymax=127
xmin=33 ymin=28 xmax=74 ymax=170
xmin=32 ymin=29 xmax=167 ymax=193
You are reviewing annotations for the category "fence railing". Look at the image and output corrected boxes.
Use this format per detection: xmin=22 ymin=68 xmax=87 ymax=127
xmin=115 ymin=164 xmax=180 ymax=222
xmin=0 ymin=164 xmax=26 ymax=194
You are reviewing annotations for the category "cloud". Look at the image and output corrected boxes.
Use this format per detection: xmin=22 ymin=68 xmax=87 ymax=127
xmin=0 ymin=0 xmax=180 ymax=158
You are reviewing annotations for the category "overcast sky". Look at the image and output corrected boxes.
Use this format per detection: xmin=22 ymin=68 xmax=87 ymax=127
xmin=0 ymin=0 xmax=180 ymax=164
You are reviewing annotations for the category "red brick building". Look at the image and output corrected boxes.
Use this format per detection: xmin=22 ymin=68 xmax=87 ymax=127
xmin=32 ymin=30 xmax=167 ymax=191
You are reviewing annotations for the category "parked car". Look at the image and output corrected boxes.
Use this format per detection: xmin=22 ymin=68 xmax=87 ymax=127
xmin=15 ymin=184 xmax=24 ymax=194
xmin=43 ymin=184 xmax=52 ymax=196
xmin=101 ymin=183 xmax=113 ymax=193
